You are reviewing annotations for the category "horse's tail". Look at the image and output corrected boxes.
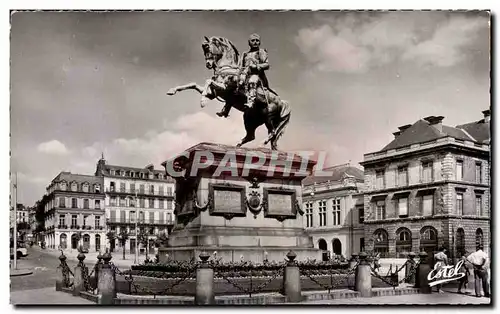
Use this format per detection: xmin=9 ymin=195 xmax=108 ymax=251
xmin=265 ymin=100 xmax=291 ymax=146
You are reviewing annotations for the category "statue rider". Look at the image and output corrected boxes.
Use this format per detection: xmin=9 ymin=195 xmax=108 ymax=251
xmin=216 ymin=33 xmax=272 ymax=119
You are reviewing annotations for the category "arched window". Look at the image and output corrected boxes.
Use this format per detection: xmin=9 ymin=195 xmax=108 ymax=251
xmin=95 ymin=234 xmax=101 ymax=252
xmin=332 ymin=238 xmax=342 ymax=256
xmin=373 ymin=229 xmax=389 ymax=257
xmin=420 ymin=226 xmax=438 ymax=256
xmin=82 ymin=182 xmax=89 ymax=193
xmin=396 ymin=228 xmax=412 ymax=258
xmin=83 ymin=234 xmax=91 ymax=251
xmin=60 ymin=181 xmax=67 ymax=191
xmin=71 ymin=182 xmax=78 ymax=192
xmin=476 ymin=228 xmax=484 ymax=250
xmin=318 ymin=238 xmax=329 ymax=261
xmin=456 ymin=228 xmax=465 ymax=257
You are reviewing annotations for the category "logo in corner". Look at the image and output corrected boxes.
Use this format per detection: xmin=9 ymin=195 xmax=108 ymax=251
xmin=427 ymin=260 xmax=466 ymax=287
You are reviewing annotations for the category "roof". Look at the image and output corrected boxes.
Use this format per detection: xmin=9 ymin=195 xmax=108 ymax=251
xmin=52 ymin=172 xmax=104 ymax=185
xmin=381 ymin=119 xmax=480 ymax=151
xmin=302 ymin=164 xmax=364 ymax=186
xmin=456 ymin=119 xmax=490 ymax=143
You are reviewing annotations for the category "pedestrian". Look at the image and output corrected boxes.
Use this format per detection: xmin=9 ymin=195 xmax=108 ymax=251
xmin=467 ymin=245 xmax=490 ymax=298
xmin=457 ymin=251 xmax=470 ymax=294
xmin=434 ymin=247 xmax=448 ymax=293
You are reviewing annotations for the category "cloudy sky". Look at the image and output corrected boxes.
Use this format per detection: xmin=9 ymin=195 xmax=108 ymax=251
xmin=10 ymin=11 xmax=490 ymax=205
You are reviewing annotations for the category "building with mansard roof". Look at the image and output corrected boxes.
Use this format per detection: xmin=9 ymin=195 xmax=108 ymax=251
xmin=302 ymin=163 xmax=365 ymax=260
xmin=95 ymin=157 xmax=175 ymax=255
xmin=44 ymin=172 xmax=106 ymax=251
xmin=360 ymin=110 xmax=490 ymax=259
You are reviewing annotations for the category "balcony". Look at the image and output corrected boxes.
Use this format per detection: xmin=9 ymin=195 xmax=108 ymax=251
xmin=106 ymin=188 xmax=173 ymax=198
xmin=106 ymin=218 xmax=175 ymax=226
xmin=82 ymin=225 xmax=93 ymax=230
xmin=57 ymin=224 xmax=68 ymax=229
xmin=70 ymin=225 xmax=81 ymax=230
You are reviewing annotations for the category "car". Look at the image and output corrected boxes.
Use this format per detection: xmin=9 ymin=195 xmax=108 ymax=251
xmin=10 ymin=242 xmax=28 ymax=259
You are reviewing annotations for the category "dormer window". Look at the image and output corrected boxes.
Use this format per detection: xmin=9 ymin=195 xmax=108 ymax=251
xmin=115 ymin=170 xmax=121 ymax=176
xmin=60 ymin=182 xmax=67 ymax=191
xmin=71 ymin=182 xmax=78 ymax=192
xmin=94 ymin=184 xmax=101 ymax=193
xmin=82 ymin=183 xmax=89 ymax=193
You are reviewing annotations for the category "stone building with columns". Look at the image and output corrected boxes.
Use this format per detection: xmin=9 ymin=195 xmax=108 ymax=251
xmin=360 ymin=110 xmax=490 ymax=259
xmin=94 ymin=157 xmax=176 ymax=254
xmin=44 ymin=172 xmax=105 ymax=251
xmin=302 ymin=164 xmax=365 ymax=260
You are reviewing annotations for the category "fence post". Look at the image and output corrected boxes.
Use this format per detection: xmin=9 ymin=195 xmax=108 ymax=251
xmin=55 ymin=252 xmax=67 ymax=291
xmin=195 ymin=251 xmax=215 ymax=305
xmin=284 ymin=251 xmax=302 ymax=303
xmin=98 ymin=250 xmax=117 ymax=305
xmin=416 ymin=252 xmax=431 ymax=294
xmin=73 ymin=252 xmax=86 ymax=296
xmin=355 ymin=252 xmax=372 ymax=297
xmin=405 ymin=252 xmax=416 ymax=285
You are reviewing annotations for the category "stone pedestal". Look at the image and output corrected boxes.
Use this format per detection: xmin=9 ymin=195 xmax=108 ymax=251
xmin=355 ymin=252 xmax=372 ymax=297
xmin=160 ymin=142 xmax=321 ymax=263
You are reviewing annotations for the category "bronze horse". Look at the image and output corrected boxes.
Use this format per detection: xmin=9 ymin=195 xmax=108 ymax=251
xmin=167 ymin=36 xmax=291 ymax=150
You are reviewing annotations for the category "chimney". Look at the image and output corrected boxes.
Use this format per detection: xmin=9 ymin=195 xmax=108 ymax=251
xmin=424 ymin=116 xmax=444 ymax=133
xmin=393 ymin=131 xmax=401 ymax=138
xmin=482 ymin=109 xmax=490 ymax=123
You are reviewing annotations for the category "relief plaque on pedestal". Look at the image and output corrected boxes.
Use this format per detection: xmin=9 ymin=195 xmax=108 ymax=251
xmin=209 ymin=183 xmax=247 ymax=219
xmin=263 ymin=187 xmax=297 ymax=221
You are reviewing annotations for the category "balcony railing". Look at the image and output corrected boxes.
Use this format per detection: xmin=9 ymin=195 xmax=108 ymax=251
xmin=106 ymin=188 xmax=174 ymax=197
xmin=106 ymin=218 xmax=175 ymax=225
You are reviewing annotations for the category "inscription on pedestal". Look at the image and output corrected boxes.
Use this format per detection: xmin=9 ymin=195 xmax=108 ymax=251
xmin=209 ymin=183 xmax=247 ymax=219
xmin=263 ymin=188 xmax=297 ymax=221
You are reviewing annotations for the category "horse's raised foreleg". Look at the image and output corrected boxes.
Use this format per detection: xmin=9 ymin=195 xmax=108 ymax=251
xmin=167 ymin=82 xmax=204 ymax=96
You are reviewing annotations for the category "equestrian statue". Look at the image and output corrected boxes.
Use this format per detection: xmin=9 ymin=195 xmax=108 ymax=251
xmin=166 ymin=33 xmax=291 ymax=150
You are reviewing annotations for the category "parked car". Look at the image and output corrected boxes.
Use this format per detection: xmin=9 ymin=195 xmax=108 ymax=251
xmin=10 ymin=242 xmax=28 ymax=259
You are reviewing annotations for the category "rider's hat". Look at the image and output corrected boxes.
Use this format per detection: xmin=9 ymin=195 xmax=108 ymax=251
xmin=249 ymin=33 xmax=261 ymax=41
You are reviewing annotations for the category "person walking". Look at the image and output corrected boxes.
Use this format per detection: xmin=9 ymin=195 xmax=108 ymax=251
xmin=467 ymin=245 xmax=490 ymax=298
xmin=457 ymin=251 xmax=470 ymax=294
xmin=434 ymin=247 xmax=448 ymax=293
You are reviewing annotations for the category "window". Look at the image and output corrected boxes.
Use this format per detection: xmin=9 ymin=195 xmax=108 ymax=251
xmin=475 ymin=229 xmax=484 ymax=250
xmin=149 ymin=212 xmax=154 ymax=224
xmin=332 ymin=198 xmax=341 ymax=225
xmin=120 ymin=197 xmax=126 ymax=207
xmin=167 ymin=213 xmax=173 ymax=223
xmin=110 ymin=197 xmax=117 ymax=206
xmin=130 ymin=197 xmax=136 ymax=207
xmin=71 ymin=198 xmax=78 ymax=208
xmin=398 ymin=198 xmax=408 ymax=217
xmin=140 ymin=184 xmax=145 ymax=194
xmin=375 ymin=201 xmax=385 ymax=220
xmin=159 ymin=186 xmax=165 ymax=196
xmin=150 ymin=185 xmax=155 ymax=195
xmin=456 ymin=160 xmax=463 ymax=181
xmin=149 ymin=198 xmax=155 ymax=209
xmin=318 ymin=200 xmax=327 ymax=227
xmin=59 ymin=215 xmax=66 ymax=227
xmin=83 ymin=199 xmax=89 ymax=209
xmin=397 ymin=166 xmax=408 ymax=186
xmin=139 ymin=211 xmax=145 ymax=222
xmin=167 ymin=200 xmax=172 ymax=210
xmin=475 ymin=195 xmax=482 ymax=216
xmin=140 ymin=198 xmax=145 ymax=208
xmin=95 ymin=216 xmax=101 ymax=228
xmin=71 ymin=182 xmax=78 ymax=192
xmin=422 ymin=194 xmax=434 ymax=216
xmin=375 ymin=170 xmax=385 ymax=189
xmin=94 ymin=184 xmax=100 ymax=193
xmin=360 ymin=238 xmax=365 ymax=252
xmin=82 ymin=183 xmax=89 ymax=193
xmin=475 ymin=163 xmax=482 ymax=184
xmin=59 ymin=197 xmax=66 ymax=208
xmin=71 ymin=215 xmax=77 ymax=227
xmin=83 ymin=215 xmax=88 ymax=227
xmin=456 ymin=193 xmax=464 ymax=215
xmin=305 ymin=202 xmax=313 ymax=228
xmin=110 ymin=182 xmax=116 ymax=192
xmin=422 ymin=161 xmax=433 ymax=183
xmin=159 ymin=199 xmax=164 ymax=209
xmin=120 ymin=182 xmax=126 ymax=192
xmin=130 ymin=211 xmax=136 ymax=222
xmin=60 ymin=182 xmax=67 ymax=191
xmin=130 ymin=183 xmax=135 ymax=193
xmin=95 ymin=200 xmax=101 ymax=209
xmin=167 ymin=186 xmax=173 ymax=196
xmin=358 ymin=207 xmax=364 ymax=224
xmin=115 ymin=170 xmax=121 ymax=176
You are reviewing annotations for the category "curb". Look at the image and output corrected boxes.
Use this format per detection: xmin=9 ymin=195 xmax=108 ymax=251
xmin=10 ymin=268 xmax=34 ymax=277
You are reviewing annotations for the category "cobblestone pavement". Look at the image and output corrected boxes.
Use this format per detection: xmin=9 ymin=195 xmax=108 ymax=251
xmin=299 ymin=292 xmax=491 ymax=305
xmin=10 ymin=287 xmax=93 ymax=305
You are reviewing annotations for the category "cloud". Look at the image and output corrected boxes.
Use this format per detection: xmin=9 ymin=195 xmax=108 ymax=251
xmin=295 ymin=13 xmax=487 ymax=73
xmin=37 ymin=140 xmax=70 ymax=155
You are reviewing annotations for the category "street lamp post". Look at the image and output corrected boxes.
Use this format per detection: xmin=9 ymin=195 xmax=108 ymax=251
xmin=134 ymin=191 xmax=139 ymax=264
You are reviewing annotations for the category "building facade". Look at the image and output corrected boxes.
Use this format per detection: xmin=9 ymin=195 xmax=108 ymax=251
xmin=44 ymin=172 xmax=106 ymax=251
xmin=360 ymin=111 xmax=490 ymax=259
xmin=95 ymin=157 xmax=175 ymax=254
xmin=302 ymin=164 xmax=365 ymax=259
